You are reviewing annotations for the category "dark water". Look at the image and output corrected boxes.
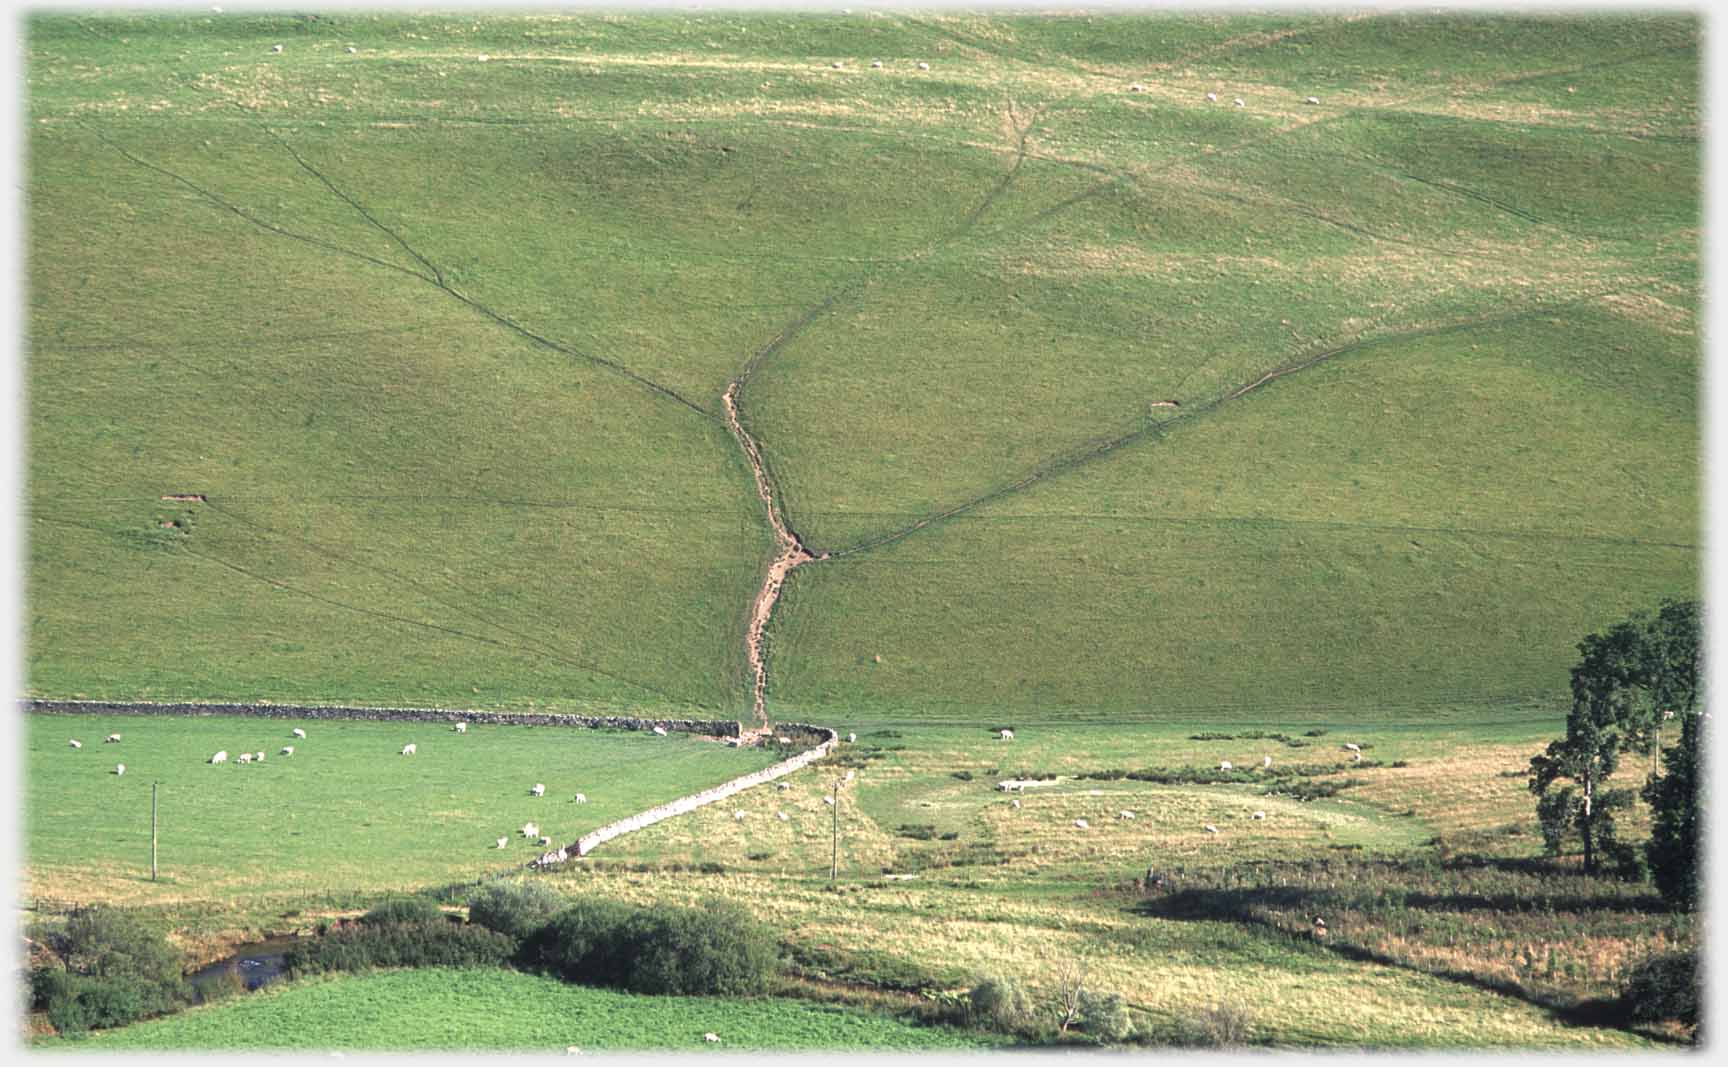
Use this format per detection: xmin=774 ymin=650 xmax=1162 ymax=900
xmin=187 ymin=936 xmax=299 ymax=995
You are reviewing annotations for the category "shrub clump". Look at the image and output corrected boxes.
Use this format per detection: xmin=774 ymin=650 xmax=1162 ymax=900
xmin=1167 ymin=1002 xmax=1255 ymax=1047
xmin=466 ymin=880 xmax=567 ymax=942
xmin=528 ymin=898 xmax=778 ymax=996
xmin=30 ymin=906 xmax=191 ymax=1034
xmin=283 ymin=920 xmax=516 ymax=976
xmin=1080 ymin=990 xmax=1134 ymax=1043
xmin=360 ymin=896 xmax=447 ymax=927
xmin=969 ymin=974 xmax=1033 ymax=1034
xmin=1620 ymin=950 xmax=1700 ymax=1030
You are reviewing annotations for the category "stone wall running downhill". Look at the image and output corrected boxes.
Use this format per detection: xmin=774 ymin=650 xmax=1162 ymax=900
xmin=568 ymin=723 xmax=839 ymax=859
xmin=22 ymin=699 xmax=743 ymax=737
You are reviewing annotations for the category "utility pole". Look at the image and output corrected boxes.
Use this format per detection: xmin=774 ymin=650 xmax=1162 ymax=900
xmin=151 ymin=781 xmax=159 ymax=882
xmin=829 ymin=780 xmax=841 ymax=882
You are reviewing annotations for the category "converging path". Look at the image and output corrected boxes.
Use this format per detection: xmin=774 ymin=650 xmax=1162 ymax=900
xmin=722 ymin=383 xmax=825 ymax=729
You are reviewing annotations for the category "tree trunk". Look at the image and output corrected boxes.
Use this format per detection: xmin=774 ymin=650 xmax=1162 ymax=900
xmin=1581 ymin=767 xmax=1596 ymax=874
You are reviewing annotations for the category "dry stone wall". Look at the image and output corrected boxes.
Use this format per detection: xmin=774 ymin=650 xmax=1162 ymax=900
xmin=570 ymin=723 xmax=839 ymax=858
xmin=23 ymin=699 xmax=742 ymax=737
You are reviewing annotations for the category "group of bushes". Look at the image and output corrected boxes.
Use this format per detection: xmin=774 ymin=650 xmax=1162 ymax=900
xmin=27 ymin=907 xmax=192 ymax=1035
xmin=286 ymin=884 xmax=782 ymax=1000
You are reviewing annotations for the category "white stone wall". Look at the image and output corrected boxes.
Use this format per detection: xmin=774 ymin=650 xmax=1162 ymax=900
xmin=570 ymin=725 xmax=838 ymax=858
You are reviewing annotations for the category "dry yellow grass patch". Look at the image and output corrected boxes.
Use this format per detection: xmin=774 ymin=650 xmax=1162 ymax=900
xmin=1349 ymin=744 xmax=1536 ymax=837
xmin=1600 ymin=290 xmax=1696 ymax=336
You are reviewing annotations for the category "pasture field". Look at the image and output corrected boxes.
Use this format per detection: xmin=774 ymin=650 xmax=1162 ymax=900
xmin=24 ymin=10 xmax=1699 ymax=723
xmin=31 ymin=967 xmax=1004 ymax=1052
xmin=23 ymin=713 xmax=775 ymax=931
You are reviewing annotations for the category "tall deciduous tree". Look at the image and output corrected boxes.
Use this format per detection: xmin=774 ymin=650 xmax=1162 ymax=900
xmin=1644 ymin=703 xmax=1703 ymax=908
xmin=1529 ymin=598 xmax=1702 ymax=877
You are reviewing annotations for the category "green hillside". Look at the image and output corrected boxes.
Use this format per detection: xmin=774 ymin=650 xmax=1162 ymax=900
xmin=25 ymin=11 xmax=1699 ymax=723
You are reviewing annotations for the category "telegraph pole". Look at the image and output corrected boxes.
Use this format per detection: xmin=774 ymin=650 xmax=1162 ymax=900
xmin=151 ymin=781 xmax=159 ymax=882
xmin=829 ymin=781 xmax=840 ymax=882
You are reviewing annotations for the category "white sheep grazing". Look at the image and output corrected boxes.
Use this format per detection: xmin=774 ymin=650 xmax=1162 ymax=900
xmin=1074 ymin=818 xmax=1090 ymax=830
xmin=68 ymin=739 xmax=82 ymax=749
xmin=1206 ymin=91 xmax=1218 ymax=102
xmin=477 ymin=53 xmax=490 ymax=62
xmin=999 ymin=728 xmax=1014 ymax=741
xmin=1204 ymin=823 xmax=1219 ymax=834
xmin=538 ymin=835 xmax=552 ymax=846
xmin=1352 ymin=751 xmax=1362 ymax=762
xmin=871 ymin=59 xmax=883 ymax=68
xmin=844 ymin=770 xmax=855 ymax=781
xmin=237 ymin=752 xmax=254 ymax=764
xmin=574 ymin=793 xmax=587 ymax=803
xmin=1252 ymin=811 xmax=1266 ymax=820
xmin=1344 ymin=743 xmax=1361 ymax=752
xmin=210 ymin=750 xmax=228 ymax=764
xmin=255 ymin=751 xmax=266 ymax=762
xmin=115 ymin=764 xmax=125 ymax=776
xmin=1129 ymin=83 xmax=1145 ymax=92
xmin=1119 ymin=810 xmax=1136 ymax=820
xmin=704 ymin=1033 xmax=722 ymax=1044
xmin=495 ymin=837 xmax=508 ymax=849
xmin=1305 ymin=95 xmax=1320 ymax=105
xmin=1010 ymin=798 xmax=1021 ymax=809
xmin=292 ymin=728 xmax=306 ymax=739
xmin=455 ymin=722 xmax=467 ymax=733
xmin=733 ymin=810 xmax=747 ymax=821
xmin=1263 ymin=755 xmax=1273 ymax=769
xmin=652 ymin=726 xmax=668 ymax=736
xmin=532 ymin=784 xmax=545 ymax=797
xmin=775 ymin=735 xmax=791 ymax=744
xmin=1234 ymin=97 xmax=1246 ymax=107
xmin=822 ymin=795 xmax=835 ymax=806
xmin=401 ymin=743 xmax=416 ymax=756
xmin=105 ymin=733 xmax=121 ymax=743
xmin=522 ymin=822 xmax=539 ymax=838
xmin=281 ymin=746 xmax=294 ymax=756
xmin=847 ymin=732 xmax=857 ymax=743
xmin=1220 ymin=760 xmax=1233 ymax=771
xmin=917 ymin=61 xmax=930 ymax=70
xmin=270 ymin=44 xmax=283 ymax=54
xmin=777 ymin=812 xmax=789 ymax=822
xmin=776 ymin=782 xmax=790 ymax=791
xmin=346 ymin=46 xmax=357 ymax=54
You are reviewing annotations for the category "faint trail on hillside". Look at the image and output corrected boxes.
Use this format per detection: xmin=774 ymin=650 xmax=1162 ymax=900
xmin=93 ymin=125 xmax=714 ymax=421
xmin=823 ymin=293 xmax=1624 ymax=561
xmin=201 ymin=499 xmax=649 ymax=690
xmin=716 ymin=100 xmax=1048 ymax=727
xmin=33 ymin=509 xmax=703 ymax=704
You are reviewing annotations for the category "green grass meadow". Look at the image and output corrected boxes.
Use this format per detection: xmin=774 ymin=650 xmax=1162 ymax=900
xmin=24 ymin=712 xmax=776 ymax=909
xmin=33 ymin=967 xmax=1003 ymax=1052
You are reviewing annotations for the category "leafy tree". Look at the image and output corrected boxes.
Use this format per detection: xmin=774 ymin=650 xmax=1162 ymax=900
xmin=1530 ymin=598 xmax=1702 ymax=877
xmin=1643 ymin=709 xmax=1703 ymax=908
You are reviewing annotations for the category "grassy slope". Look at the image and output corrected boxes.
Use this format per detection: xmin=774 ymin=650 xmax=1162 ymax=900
xmin=25 ymin=11 xmax=1698 ymax=725
xmin=33 ymin=967 xmax=1000 ymax=1051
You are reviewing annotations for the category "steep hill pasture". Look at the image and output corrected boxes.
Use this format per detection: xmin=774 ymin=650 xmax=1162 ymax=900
xmin=24 ymin=10 xmax=1698 ymax=723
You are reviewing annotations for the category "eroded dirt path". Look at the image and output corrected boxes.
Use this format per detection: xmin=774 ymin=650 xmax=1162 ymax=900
xmin=723 ymin=382 xmax=825 ymax=728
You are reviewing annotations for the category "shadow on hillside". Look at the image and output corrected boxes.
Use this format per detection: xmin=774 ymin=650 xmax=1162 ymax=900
xmin=1131 ymin=888 xmax=1686 ymax=1044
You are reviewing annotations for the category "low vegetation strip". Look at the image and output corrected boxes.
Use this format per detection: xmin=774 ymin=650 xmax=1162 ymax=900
xmin=572 ymin=724 xmax=838 ymax=857
xmin=25 ymin=699 xmax=743 ymax=738
xmin=35 ymin=967 xmax=1001 ymax=1051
